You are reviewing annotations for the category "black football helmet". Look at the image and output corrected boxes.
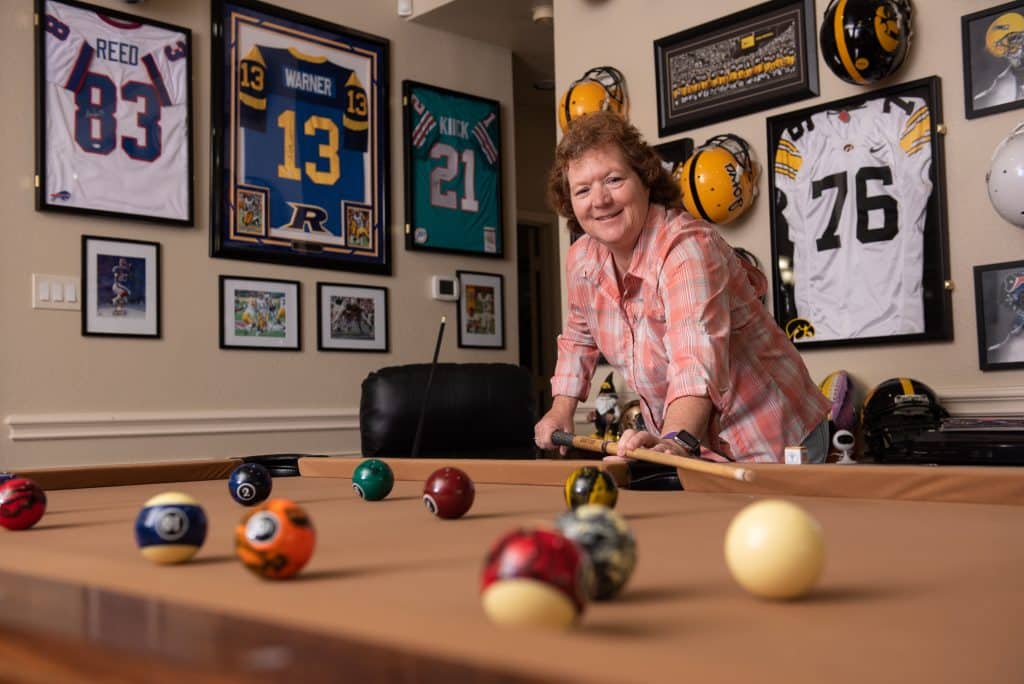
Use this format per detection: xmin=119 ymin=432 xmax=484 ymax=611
xmin=861 ymin=377 xmax=947 ymax=461
xmin=820 ymin=0 xmax=912 ymax=85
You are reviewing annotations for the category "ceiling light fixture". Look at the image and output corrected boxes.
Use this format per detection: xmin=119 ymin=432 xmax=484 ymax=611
xmin=532 ymin=4 xmax=553 ymax=24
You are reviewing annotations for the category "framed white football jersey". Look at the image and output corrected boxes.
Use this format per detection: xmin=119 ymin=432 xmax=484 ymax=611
xmin=767 ymin=77 xmax=953 ymax=349
xmin=37 ymin=0 xmax=192 ymax=223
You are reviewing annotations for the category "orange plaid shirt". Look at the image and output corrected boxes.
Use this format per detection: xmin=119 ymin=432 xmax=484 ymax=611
xmin=551 ymin=205 xmax=829 ymax=463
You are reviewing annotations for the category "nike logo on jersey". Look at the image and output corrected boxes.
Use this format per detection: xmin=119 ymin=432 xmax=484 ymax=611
xmin=869 ymin=144 xmax=886 ymax=154
xmin=50 ymin=191 xmax=71 ymax=201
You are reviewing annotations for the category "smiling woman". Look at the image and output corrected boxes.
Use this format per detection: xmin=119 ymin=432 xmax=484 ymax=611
xmin=534 ymin=111 xmax=830 ymax=466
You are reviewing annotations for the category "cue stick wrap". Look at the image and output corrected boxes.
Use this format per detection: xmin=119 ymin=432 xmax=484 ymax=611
xmin=550 ymin=431 xmax=755 ymax=483
xmin=411 ymin=316 xmax=446 ymax=459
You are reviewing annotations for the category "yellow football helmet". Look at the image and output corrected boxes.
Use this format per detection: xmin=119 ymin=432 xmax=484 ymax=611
xmin=986 ymin=12 xmax=1024 ymax=61
xmin=558 ymin=66 xmax=628 ymax=133
xmin=678 ymin=134 xmax=758 ymax=225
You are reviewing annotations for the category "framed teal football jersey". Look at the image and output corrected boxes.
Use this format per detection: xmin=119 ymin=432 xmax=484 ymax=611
xmin=403 ymin=81 xmax=503 ymax=257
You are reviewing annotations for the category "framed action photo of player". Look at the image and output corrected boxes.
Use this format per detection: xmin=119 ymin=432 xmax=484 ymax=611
xmin=456 ymin=271 xmax=504 ymax=349
xmin=316 ymin=282 xmax=388 ymax=353
xmin=219 ymin=276 xmax=300 ymax=351
xmin=974 ymin=260 xmax=1024 ymax=371
xmin=402 ymin=81 xmax=503 ymax=257
xmin=962 ymin=2 xmax=1024 ymax=120
xmin=766 ymin=76 xmax=953 ymax=350
xmin=81 ymin=235 xmax=160 ymax=338
xmin=653 ymin=0 xmax=818 ymax=137
xmin=211 ymin=0 xmax=390 ymax=274
xmin=35 ymin=0 xmax=193 ymax=225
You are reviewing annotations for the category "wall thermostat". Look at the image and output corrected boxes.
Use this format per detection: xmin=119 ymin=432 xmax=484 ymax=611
xmin=431 ymin=275 xmax=459 ymax=301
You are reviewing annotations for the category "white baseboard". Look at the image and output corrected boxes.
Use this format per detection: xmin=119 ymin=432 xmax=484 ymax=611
xmin=5 ymin=385 xmax=1020 ymax=444
xmin=573 ymin=385 xmax=1024 ymax=427
xmin=936 ymin=385 xmax=1024 ymax=417
xmin=5 ymin=408 xmax=359 ymax=442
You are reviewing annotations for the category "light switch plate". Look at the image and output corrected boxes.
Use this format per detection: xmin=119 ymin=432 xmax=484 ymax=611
xmin=32 ymin=274 xmax=80 ymax=310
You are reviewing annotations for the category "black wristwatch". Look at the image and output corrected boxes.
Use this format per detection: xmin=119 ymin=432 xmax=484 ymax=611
xmin=662 ymin=430 xmax=701 ymax=458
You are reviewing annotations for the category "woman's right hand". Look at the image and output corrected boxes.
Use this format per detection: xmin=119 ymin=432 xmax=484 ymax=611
xmin=534 ymin=396 xmax=578 ymax=456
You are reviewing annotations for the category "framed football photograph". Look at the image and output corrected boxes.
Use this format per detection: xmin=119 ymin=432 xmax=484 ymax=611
xmin=962 ymin=1 xmax=1024 ymax=119
xmin=403 ymin=81 xmax=503 ymax=257
xmin=766 ymin=76 xmax=953 ymax=350
xmin=36 ymin=0 xmax=193 ymax=225
xmin=219 ymin=276 xmax=300 ymax=351
xmin=456 ymin=271 xmax=504 ymax=349
xmin=316 ymin=282 xmax=388 ymax=352
xmin=82 ymin=235 xmax=160 ymax=338
xmin=974 ymin=260 xmax=1024 ymax=371
xmin=211 ymin=0 xmax=390 ymax=273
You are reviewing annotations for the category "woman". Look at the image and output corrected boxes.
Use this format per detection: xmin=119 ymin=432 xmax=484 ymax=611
xmin=533 ymin=111 xmax=829 ymax=463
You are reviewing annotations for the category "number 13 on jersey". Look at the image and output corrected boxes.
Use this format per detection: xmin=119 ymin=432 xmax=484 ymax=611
xmin=213 ymin=1 xmax=390 ymax=274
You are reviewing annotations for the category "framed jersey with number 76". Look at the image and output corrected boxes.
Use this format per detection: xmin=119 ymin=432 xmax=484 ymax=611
xmin=35 ymin=0 xmax=193 ymax=225
xmin=767 ymin=76 xmax=953 ymax=350
xmin=403 ymin=81 xmax=504 ymax=258
xmin=211 ymin=0 xmax=390 ymax=274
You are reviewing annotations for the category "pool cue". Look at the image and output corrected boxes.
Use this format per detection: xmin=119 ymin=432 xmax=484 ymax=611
xmin=411 ymin=316 xmax=446 ymax=459
xmin=551 ymin=431 xmax=755 ymax=483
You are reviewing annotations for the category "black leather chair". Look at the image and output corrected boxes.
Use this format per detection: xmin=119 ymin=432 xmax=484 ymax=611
xmin=359 ymin=363 xmax=538 ymax=459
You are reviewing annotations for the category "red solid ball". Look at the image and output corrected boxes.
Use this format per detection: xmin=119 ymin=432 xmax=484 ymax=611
xmin=0 ymin=478 xmax=47 ymax=531
xmin=422 ymin=467 xmax=475 ymax=519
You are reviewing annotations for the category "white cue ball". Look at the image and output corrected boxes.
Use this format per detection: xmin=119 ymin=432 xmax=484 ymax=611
xmin=724 ymin=499 xmax=824 ymax=600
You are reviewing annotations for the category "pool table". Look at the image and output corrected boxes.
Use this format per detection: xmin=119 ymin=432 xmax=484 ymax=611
xmin=1 ymin=456 xmax=1022 ymax=683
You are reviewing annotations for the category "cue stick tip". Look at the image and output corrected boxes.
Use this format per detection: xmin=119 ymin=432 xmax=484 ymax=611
xmin=735 ymin=467 xmax=755 ymax=482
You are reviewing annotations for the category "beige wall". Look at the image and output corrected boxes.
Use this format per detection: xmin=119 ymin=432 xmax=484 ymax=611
xmin=0 ymin=1 xmax=522 ymax=468
xmin=554 ymin=0 xmax=1024 ymax=418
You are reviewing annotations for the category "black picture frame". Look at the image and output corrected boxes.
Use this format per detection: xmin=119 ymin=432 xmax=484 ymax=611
xmin=974 ymin=260 xmax=1024 ymax=371
xmin=653 ymin=137 xmax=695 ymax=176
xmin=403 ymin=80 xmax=504 ymax=258
xmin=316 ymin=282 xmax=389 ymax=352
xmin=654 ymin=0 xmax=818 ymax=137
xmin=211 ymin=0 xmax=390 ymax=274
xmin=962 ymin=2 xmax=1024 ymax=120
xmin=766 ymin=76 xmax=953 ymax=350
xmin=81 ymin=235 xmax=161 ymax=338
xmin=456 ymin=270 xmax=505 ymax=349
xmin=219 ymin=276 xmax=301 ymax=351
xmin=36 ymin=0 xmax=194 ymax=225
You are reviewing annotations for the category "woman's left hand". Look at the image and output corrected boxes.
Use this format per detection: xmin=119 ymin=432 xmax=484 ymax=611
xmin=603 ymin=429 xmax=684 ymax=463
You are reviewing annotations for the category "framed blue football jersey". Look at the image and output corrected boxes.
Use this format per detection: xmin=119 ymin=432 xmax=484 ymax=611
xmin=212 ymin=0 xmax=390 ymax=274
xmin=403 ymin=81 xmax=503 ymax=257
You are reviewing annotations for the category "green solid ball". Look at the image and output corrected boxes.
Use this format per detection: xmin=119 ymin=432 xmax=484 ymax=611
xmin=352 ymin=459 xmax=395 ymax=501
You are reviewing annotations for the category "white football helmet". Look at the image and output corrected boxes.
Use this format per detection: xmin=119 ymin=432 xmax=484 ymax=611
xmin=987 ymin=122 xmax=1024 ymax=227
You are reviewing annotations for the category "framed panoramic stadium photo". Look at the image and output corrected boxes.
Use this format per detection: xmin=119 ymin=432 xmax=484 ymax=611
xmin=653 ymin=0 xmax=817 ymax=137
xmin=211 ymin=0 xmax=390 ymax=273
xmin=766 ymin=77 xmax=953 ymax=350
xmin=36 ymin=0 xmax=193 ymax=225
xmin=402 ymin=81 xmax=503 ymax=258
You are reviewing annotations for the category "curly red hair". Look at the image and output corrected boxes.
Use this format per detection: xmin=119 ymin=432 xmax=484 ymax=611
xmin=547 ymin=111 xmax=681 ymax=235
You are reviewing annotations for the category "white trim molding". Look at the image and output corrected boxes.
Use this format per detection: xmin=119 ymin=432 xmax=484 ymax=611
xmin=5 ymin=408 xmax=359 ymax=442
xmin=936 ymin=385 xmax=1024 ymax=417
